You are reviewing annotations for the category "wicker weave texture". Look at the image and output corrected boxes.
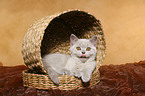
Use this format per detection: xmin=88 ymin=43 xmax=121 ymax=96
xmin=22 ymin=15 xmax=56 ymax=73
xmin=23 ymin=70 xmax=100 ymax=90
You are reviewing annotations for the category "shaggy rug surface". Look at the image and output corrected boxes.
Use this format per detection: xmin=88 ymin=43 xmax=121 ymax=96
xmin=0 ymin=61 xmax=145 ymax=96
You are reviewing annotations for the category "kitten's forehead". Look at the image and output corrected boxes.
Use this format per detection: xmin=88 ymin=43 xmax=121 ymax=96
xmin=75 ymin=39 xmax=92 ymax=47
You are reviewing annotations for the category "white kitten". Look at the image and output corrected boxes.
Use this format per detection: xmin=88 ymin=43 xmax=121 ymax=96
xmin=65 ymin=34 xmax=97 ymax=82
xmin=42 ymin=34 xmax=97 ymax=84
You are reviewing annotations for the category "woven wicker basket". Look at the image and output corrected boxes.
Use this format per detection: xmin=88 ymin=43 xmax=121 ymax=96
xmin=22 ymin=10 xmax=106 ymax=90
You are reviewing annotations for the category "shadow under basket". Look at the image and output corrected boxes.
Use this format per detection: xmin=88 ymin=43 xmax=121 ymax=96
xmin=22 ymin=10 xmax=106 ymax=90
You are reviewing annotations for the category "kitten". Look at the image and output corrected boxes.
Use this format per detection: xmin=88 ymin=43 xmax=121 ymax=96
xmin=65 ymin=34 xmax=97 ymax=82
xmin=42 ymin=34 xmax=97 ymax=84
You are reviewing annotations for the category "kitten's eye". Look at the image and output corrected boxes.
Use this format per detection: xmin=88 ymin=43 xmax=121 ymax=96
xmin=86 ymin=47 xmax=91 ymax=51
xmin=76 ymin=47 xmax=81 ymax=50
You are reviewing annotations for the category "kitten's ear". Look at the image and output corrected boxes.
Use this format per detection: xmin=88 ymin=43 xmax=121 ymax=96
xmin=90 ymin=35 xmax=98 ymax=46
xmin=70 ymin=34 xmax=78 ymax=46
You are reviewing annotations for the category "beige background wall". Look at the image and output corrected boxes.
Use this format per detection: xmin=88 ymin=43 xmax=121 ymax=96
xmin=0 ymin=0 xmax=145 ymax=66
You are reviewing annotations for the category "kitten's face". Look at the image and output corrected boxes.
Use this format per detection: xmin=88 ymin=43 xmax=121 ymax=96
xmin=70 ymin=34 xmax=97 ymax=62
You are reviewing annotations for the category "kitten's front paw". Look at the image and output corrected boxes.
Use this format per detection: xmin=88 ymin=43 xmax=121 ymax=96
xmin=82 ymin=74 xmax=91 ymax=82
xmin=74 ymin=71 xmax=82 ymax=78
xmin=53 ymin=78 xmax=60 ymax=85
xmin=50 ymin=76 xmax=59 ymax=85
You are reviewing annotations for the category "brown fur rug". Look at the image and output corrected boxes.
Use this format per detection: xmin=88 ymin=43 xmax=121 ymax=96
xmin=0 ymin=61 xmax=145 ymax=96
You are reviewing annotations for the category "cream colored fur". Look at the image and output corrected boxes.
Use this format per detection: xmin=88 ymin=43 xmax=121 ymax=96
xmin=42 ymin=34 xmax=97 ymax=84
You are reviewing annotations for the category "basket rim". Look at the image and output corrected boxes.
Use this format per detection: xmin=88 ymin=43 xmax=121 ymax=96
xmin=22 ymin=69 xmax=100 ymax=90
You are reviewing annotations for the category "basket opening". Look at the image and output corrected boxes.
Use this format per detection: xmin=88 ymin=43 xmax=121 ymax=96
xmin=41 ymin=10 xmax=101 ymax=57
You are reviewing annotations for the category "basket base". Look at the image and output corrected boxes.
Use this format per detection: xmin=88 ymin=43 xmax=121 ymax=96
xmin=22 ymin=70 xmax=100 ymax=90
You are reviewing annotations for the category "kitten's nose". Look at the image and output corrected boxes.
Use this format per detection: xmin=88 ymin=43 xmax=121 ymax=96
xmin=82 ymin=52 xmax=85 ymax=54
